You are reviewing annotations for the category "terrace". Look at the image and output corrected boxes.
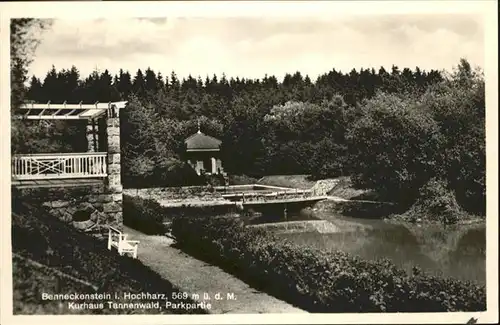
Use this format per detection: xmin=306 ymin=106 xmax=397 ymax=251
xmin=11 ymin=101 xmax=126 ymax=189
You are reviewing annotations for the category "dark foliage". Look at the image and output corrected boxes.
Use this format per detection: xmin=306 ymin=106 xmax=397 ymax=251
xmin=329 ymin=201 xmax=406 ymax=219
xmin=395 ymin=178 xmax=469 ymax=225
xmin=18 ymin=59 xmax=485 ymax=215
xmin=22 ymin=63 xmax=444 ymax=171
xmin=123 ymin=195 xmax=168 ymax=235
xmin=171 ymin=216 xmax=486 ymax=313
xmin=123 ymin=194 xmax=238 ymax=234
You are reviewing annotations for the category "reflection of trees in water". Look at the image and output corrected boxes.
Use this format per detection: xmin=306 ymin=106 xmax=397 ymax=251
xmin=279 ymin=222 xmax=486 ymax=284
xmin=454 ymin=227 xmax=486 ymax=256
xmin=355 ymin=226 xmax=436 ymax=274
xmin=380 ymin=224 xmax=486 ymax=283
xmin=445 ymin=226 xmax=486 ymax=284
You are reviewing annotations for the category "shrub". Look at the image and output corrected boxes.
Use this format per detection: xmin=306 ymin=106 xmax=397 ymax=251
xmin=171 ymin=216 xmax=486 ymax=312
xmin=123 ymin=195 xmax=168 ymax=235
xmin=398 ymin=178 xmax=467 ymax=225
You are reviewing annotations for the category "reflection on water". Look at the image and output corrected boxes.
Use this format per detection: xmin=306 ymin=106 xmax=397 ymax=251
xmin=278 ymin=215 xmax=486 ymax=284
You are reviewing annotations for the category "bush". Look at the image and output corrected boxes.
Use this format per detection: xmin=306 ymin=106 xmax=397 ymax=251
xmin=397 ymin=178 xmax=468 ymax=225
xmin=123 ymin=195 xmax=168 ymax=235
xmin=171 ymin=216 xmax=486 ymax=312
xmin=347 ymin=92 xmax=443 ymax=207
xmin=123 ymin=159 xmax=206 ymax=189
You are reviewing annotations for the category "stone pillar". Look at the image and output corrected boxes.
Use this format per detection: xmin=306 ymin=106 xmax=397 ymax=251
xmin=105 ymin=107 xmax=123 ymax=229
xmin=86 ymin=119 xmax=98 ymax=152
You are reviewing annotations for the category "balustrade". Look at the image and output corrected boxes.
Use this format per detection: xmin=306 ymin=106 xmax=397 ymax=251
xmin=12 ymin=152 xmax=107 ymax=180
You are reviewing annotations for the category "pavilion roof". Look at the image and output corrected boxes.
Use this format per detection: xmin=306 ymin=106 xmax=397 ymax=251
xmin=13 ymin=101 xmax=127 ymax=120
xmin=184 ymin=131 xmax=222 ymax=151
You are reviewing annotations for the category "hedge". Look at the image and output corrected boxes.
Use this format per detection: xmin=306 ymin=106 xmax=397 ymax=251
xmin=123 ymin=194 xmax=238 ymax=234
xmin=123 ymin=195 xmax=169 ymax=235
xmin=171 ymin=215 xmax=486 ymax=312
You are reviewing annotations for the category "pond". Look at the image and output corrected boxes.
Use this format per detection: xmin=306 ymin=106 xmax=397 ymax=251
xmin=277 ymin=214 xmax=486 ymax=284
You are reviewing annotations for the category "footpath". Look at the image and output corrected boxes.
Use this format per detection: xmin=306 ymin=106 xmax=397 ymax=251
xmin=123 ymin=226 xmax=306 ymax=314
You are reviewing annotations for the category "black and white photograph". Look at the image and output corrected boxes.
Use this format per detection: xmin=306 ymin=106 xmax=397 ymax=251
xmin=1 ymin=1 xmax=498 ymax=324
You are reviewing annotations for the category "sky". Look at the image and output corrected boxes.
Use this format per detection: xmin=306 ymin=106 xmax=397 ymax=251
xmin=27 ymin=15 xmax=485 ymax=81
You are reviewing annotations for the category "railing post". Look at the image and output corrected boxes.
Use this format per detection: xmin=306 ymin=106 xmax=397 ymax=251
xmin=107 ymin=228 xmax=112 ymax=250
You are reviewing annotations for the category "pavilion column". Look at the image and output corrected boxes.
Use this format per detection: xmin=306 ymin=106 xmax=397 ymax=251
xmin=86 ymin=119 xmax=98 ymax=152
xmin=196 ymin=161 xmax=204 ymax=175
xmin=211 ymin=157 xmax=217 ymax=174
xmin=216 ymin=158 xmax=223 ymax=174
xmin=104 ymin=106 xmax=123 ymax=229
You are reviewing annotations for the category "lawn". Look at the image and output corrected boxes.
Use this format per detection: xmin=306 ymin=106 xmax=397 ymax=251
xmin=257 ymin=175 xmax=317 ymax=189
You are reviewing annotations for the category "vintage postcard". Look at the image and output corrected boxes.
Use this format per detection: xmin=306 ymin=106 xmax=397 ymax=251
xmin=0 ymin=1 xmax=498 ymax=324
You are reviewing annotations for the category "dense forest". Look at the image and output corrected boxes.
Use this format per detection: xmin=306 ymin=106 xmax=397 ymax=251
xmin=12 ymin=57 xmax=486 ymax=217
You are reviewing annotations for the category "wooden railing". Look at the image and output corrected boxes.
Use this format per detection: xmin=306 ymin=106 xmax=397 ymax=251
xmin=238 ymin=189 xmax=316 ymax=203
xmin=12 ymin=152 xmax=107 ymax=180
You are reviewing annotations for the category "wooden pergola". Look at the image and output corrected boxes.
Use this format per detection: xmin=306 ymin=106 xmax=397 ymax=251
xmin=12 ymin=101 xmax=127 ymax=186
xmin=16 ymin=101 xmax=127 ymax=120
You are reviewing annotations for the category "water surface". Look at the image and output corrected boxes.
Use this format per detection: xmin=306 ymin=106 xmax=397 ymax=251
xmin=278 ymin=215 xmax=486 ymax=284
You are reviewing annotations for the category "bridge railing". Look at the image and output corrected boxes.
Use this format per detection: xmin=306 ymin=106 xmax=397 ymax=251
xmin=12 ymin=152 xmax=107 ymax=180
xmin=241 ymin=189 xmax=317 ymax=202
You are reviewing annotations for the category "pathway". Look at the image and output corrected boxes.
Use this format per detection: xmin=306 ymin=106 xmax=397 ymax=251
xmin=123 ymin=226 xmax=306 ymax=314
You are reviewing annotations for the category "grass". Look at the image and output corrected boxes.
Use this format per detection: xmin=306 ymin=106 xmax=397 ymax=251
xmin=326 ymin=176 xmax=379 ymax=200
xmin=254 ymin=175 xmax=382 ymax=201
xmin=257 ymin=174 xmax=317 ymax=189
xmin=228 ymin=174 xmax=260 ymax=185
xmin=11 ymin=198 xmax=208 ymax=315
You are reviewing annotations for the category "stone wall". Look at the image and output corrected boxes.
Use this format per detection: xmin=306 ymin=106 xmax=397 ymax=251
xmin=13 ymin=184 xmax=123 ymax=237
xmin=310 ymin=179 xmax=341 ymax=196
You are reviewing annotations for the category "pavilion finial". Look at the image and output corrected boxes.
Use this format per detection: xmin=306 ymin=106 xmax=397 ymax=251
xmin=197 ymin=119 xmax=201 ymax=134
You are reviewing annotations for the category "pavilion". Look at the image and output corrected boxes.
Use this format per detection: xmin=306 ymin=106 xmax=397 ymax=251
xmin=184 ymin=124 xmax=224 ymax=176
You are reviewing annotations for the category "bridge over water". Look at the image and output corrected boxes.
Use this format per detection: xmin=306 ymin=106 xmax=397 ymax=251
xmin=153 ymin=184 xmax=328 ymax=218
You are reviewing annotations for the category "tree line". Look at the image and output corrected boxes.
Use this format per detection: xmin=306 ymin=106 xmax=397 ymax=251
xmin=15 ymin=58 xmax=485 ymax=217
xmin=26 ymin=63 xmax=443 ymax=108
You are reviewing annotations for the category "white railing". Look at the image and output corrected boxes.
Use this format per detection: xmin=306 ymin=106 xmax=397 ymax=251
xmin=12 ymin=152 xmax=107 ymax=180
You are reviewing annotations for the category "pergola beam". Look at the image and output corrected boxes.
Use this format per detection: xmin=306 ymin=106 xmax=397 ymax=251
xmin=15 ymin=101 xmax=127 ymax=120
xmin=17 ymin=115 xmax=100 ymax=120
xmin=18 ymin=101 xmax=127 ymax=110
xmin=65 ymin=109 xmax=77 ymax=116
